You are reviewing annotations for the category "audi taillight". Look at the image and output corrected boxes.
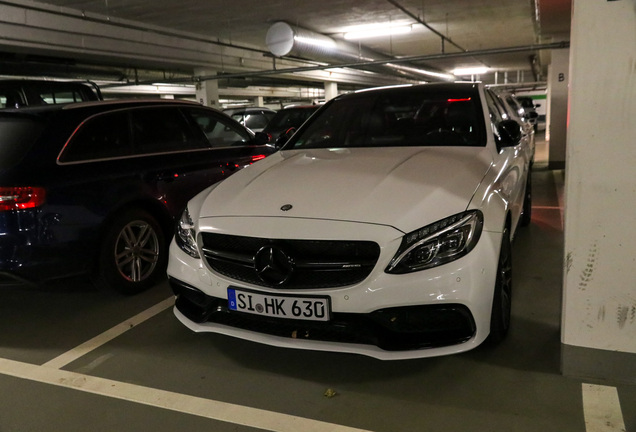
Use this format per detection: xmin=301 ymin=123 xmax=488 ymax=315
xmin=0 ymin=187 xmax=46 ymax=212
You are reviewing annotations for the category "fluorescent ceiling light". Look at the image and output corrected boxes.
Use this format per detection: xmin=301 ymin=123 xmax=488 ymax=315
xmin=452 ymin=67 xmax=490 ymax=76
xmin=344 ymin=25 xmax=412 ymax=40
xmin=293 ymin=35 xmax=337 ymax=49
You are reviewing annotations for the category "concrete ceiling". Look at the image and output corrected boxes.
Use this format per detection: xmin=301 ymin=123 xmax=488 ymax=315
xmin=0 ymin=0 xmax=572 ymax=100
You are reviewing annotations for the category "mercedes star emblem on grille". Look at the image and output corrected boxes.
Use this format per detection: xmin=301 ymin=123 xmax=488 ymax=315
xmin=254 ymin=245 xmax=294 ymax=285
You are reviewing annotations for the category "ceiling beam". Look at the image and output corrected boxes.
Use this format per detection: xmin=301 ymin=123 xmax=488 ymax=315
xmin=0 ymin=0 xmax=409 ymax=87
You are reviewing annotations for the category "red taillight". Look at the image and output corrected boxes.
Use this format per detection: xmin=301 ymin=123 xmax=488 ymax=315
xmin=447 ymin=98 xmax=472 ymax=103
xmin=0 ymin=187 xmax=46 ymax=212
xmin=251 ymin=154 xmax=267 ymax=163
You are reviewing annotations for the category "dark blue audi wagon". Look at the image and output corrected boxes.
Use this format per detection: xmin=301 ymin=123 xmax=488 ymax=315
xmin=0 ymin=99 xmax=274 ymax=294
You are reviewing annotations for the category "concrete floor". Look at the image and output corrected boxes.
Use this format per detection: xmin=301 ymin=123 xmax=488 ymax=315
xmin=0 ymin=132 xmax=634 ymax=431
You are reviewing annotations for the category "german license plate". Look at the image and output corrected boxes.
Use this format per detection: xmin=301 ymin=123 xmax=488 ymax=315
xmin=227 ymin=288 xmax=330 ymax=321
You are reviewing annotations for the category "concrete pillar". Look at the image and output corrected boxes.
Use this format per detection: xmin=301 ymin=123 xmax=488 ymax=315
xmin=194 ymin=69 xmax=220 ymax=110
xmin=561 ymin=0 xmax=636 ymax=383
xmin=547 ymin=47 xmax=569 ymax=169
xmin=253 ymin=96 xmax=264 ymax=107
xmin=324 ymin=81 xmax=338 ymax=101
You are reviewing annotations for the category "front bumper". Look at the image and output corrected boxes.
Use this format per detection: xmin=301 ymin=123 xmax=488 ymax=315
xmin=167 ymin=217 xmax=501 ymax=360
xmin=170 ymin=276 xmax=476 ymax=352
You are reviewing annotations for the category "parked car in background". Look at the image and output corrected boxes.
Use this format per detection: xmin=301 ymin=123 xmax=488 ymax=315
xmin=222 ymin=106 xmax=276 ymax=132
xmin=515 ymin=96 xmax=540 ymax=131
xmin=167 ymin=82 xmax=533 ymax=360
xmin=0 ymin=79 xmax=101 ymax=109
xmin=0 ymin=100 xmax=274 ymax=294
xmin=262 ymin=105 xmax=321 ymax=144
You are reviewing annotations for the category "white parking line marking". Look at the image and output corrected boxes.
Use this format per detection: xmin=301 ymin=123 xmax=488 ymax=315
xmin=43 ymin=297 xmax=175 ymax=369
xmin=582 ymin=384 xmax=626 ymax=432
xmin=0 ymin=358 xmax=371 ymax=432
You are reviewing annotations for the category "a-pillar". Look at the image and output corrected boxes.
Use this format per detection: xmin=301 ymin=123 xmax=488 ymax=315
xmin=194 ymin=69 xmax=221 ymax=110
xmin=324 ymin=82 xmax=338 ymax=101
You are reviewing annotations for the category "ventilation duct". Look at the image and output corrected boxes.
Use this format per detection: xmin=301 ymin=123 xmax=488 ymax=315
xmin=265 ymin=21 xmax=453 ymax=82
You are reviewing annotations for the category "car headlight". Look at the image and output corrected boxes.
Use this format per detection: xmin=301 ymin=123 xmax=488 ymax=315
xmin=386 ymin=211 xmax=483 ymax=274
xmin=175 ymin=207 xmax=200 ymax=259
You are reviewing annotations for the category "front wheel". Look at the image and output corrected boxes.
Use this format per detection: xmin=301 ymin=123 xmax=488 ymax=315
xmin=488 ymin=227 xmax=512 ymax=343
xmin=96 ymin=209 xmax=167 ymax=295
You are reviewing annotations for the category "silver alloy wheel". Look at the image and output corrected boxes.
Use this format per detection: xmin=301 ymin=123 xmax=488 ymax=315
xmin=114 ymin=219 xmax=160 ymax=282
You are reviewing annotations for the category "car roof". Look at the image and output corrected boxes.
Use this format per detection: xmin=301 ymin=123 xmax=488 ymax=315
xmin=280 ymin=105 xmax=321 ymax=110
xmin=0 ymin=98 xmax=206 ymax=115
xmin=336 ymin=82 xmax=481 ymax=101
xmin=223 ymin=106 xmax=276 ymax=114
xmin=0 ymin=79 xmax=95 ymax=87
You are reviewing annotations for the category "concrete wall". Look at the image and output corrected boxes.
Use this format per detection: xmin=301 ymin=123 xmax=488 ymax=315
xmin=561 ymin=0 xmax=636 ymax=384
xmin=547 ymin=48 xmax=569 ymax=169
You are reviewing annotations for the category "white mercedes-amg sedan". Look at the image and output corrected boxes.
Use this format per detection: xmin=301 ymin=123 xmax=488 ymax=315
xmin=167 ymin=82 xmax=533 ymax=360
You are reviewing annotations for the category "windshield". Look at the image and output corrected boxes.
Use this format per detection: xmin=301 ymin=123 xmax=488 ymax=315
xmin=285 ymin=87 xmax=486 ymax=150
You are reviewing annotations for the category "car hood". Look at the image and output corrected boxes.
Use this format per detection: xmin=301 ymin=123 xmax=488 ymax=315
xmin=199 ymin=147 xmax=493 ymax=233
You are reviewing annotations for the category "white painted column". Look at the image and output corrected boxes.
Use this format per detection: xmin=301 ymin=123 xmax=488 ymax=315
xmin=253 ymin=96 xmax=265 ymax=107
xmin=324 ymin=82 xmax=338 ymax=101
xmin=546 ymin=46 xmax=569 ymax=169
xmin=194 ymin=69 xmax=221 ymax=109
xmin=561 ymin=0 xmax=636 ymax=383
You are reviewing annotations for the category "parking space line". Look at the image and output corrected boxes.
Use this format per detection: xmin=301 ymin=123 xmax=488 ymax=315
xmin=43 ymin=296 xmax=175 ymax=370
xmin=0 ymin=357 xmax=371 ymax=432
xmin=582 ymin=384 xmax=626 ymax=432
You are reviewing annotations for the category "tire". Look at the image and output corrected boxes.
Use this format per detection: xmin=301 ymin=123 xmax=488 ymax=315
xmin=489 ymin=227 xmax=512 ymax=343
xmin=520 ymin=176 xmax=532 ymax=227
xmin=96 ymin=209 xmax=166 ymax=295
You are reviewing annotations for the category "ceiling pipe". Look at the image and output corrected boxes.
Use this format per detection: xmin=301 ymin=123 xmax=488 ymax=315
xmin=385 ymin=0 xmax=467 ymax=53
xmin=265 ymin=21 xmax=454 ymax=82
xmin=104 ymin=41 xmax=568 ymax=88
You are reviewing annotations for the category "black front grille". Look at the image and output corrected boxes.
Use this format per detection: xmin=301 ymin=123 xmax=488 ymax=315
xmin=200 ymin=233 xmax=380 ymax=289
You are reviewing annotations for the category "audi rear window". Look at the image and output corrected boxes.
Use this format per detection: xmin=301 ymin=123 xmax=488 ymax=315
xmin=0 ymin=116 xmax=46 ymax=169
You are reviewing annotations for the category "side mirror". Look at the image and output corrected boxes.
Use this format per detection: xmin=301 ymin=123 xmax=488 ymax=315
xmin=497 ymin=120 xmax=522 ymax=148
xmin=252 ymin=132 xmax=270 ymax=146
xmin=275 ymin=127 xmax=296 ymax=148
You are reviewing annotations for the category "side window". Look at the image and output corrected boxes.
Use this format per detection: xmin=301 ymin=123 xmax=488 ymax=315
xmin=186 ymin=108 xmax=252 ymax=148
xmin=0 ymin=89 xmax=23 ymax=109
xmin=485 ymin=91 xmax=504 ymax=124
xmin=230 ymin=113 xmax=245 ymax=125
xmin=131 ymin=107 xmax=204 ymax=154
xmin=244 ymin=111 xmax=273 ymax=130
xmin=60 ymin=111 xmax=131 ymax=163
xmin=39 ymin=90 xmax=80 ymax=104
